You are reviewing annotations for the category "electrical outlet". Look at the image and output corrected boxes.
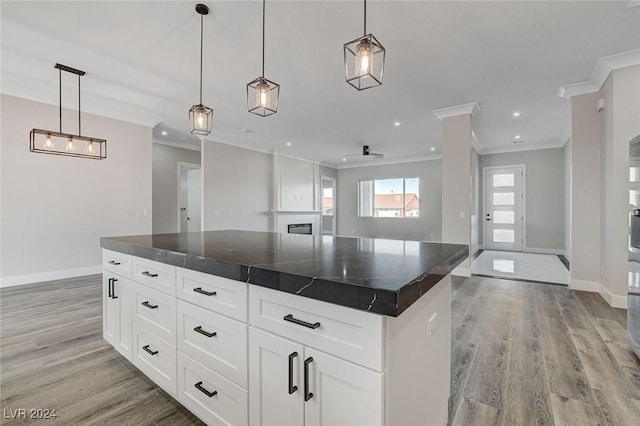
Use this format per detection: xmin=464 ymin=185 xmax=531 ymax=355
xmin=426 ymin=312 xmax=438 ymax=339
xmin=459 ymin=210 xmax=466 ymax=219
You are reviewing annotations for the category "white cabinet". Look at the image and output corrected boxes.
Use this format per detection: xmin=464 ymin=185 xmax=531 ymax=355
xmin=102 ymin=273 xmax=133 ymax=361
xmin=248 ymin=327 xmax=382 ymax=426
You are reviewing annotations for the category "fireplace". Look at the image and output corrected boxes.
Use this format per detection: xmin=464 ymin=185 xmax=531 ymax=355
xmin=288 ymin=223 xmax=312 ymax=235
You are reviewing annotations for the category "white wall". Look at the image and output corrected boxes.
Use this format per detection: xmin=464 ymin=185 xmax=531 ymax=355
xmin=599 ymin=65 xmax=640 ymax=305
xmin=479 ymin=148 xmax=566 ymax=253
xmin=275 ymin=154 xmax=318 ymax=211
xmin=570 ymin=91 xmax=601 ymax=290
xmin=563 ymin=138 xmax=571 ymax=260
xmin=152 ymin=143 xmax=201 ymax=234
xmin=336 ymin=160 xmax=442 ymax=241
xmin=470 ymin=148 xmax=481 ymax=255
xmin=202 ymin=141 xmax=272 ymax=232
xmin=0 ymin=94 xmax=152 ymax=285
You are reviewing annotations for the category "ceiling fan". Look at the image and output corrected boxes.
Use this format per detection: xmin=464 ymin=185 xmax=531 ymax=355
xmin=343 ymin=145 xmax=384 ymax=161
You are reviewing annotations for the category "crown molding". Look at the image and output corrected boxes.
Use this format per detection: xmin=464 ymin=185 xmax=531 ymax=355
xmin=272 ymin=151 xmax=321 ymax=165
xmin=559 ymin=49 xmax=640 ymax=98
xmin=433 ymin=102 xmax=481 ymax=121
xmin=337 ymin=154 xmax=442 ymax=169
xmin=153 ymin=138 xmax=201 ymax=152
xmin=478 ymin=139 xmax=565 ymax=155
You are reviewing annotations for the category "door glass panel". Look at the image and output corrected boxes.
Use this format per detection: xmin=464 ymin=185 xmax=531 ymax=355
xmin=493 ymin=229 xmax=515 ymax=243
xmin=493 ymin=173 xmax=514 ymax=187
xmin=631 ymin=190 xmax=640 ymax=207
xmin=631 ymin=167 xmax=640 ymax=183
xmin=493 ymin=258 xmax=515 ymax=273
xmin=493 ymin=192 xmax=515 ymax=206
xmin=493 ymin=211 xmax=515 ymax=224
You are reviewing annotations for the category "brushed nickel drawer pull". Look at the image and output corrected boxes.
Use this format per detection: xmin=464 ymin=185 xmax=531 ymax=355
xmin=194 ymin=381 xmax=217 ymax=398
xmin=284 ymin=314 xmax=320 ymax=329
xmin=142 ymin=301 xmax=158 ymax=310
xmin=194 ymin=287 xmax=216 ymax=296
xmin=142 ymin=345 xmax=158 ymax=356
xmin=194 ymin=326 xmax=217 ymax=338
xmin=141 ymin=271 xmax=158 ymax=278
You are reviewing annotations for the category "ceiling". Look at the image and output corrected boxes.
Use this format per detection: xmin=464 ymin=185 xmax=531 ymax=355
xmin=2 ymin=1 xmax=639 ymax=167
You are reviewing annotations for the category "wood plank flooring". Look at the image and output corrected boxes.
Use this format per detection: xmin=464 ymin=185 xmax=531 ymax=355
xmin=1 ymin=274 xmax=639 ymax=425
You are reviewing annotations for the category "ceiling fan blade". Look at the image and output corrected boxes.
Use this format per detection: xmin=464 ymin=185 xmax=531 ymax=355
xmin=369 ymin=152 xmax=384 ymax=158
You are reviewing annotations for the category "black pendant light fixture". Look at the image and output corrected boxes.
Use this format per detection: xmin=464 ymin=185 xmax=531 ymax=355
xmin=29 ymin=63 xmax=106 ymax=159
xmin=247 ymin=0 xmax=279 ymax=117
xmin=343 ymin=0 xmax=385 ymax=91
xmin=189 ymin=3 xmax=213 ymax=135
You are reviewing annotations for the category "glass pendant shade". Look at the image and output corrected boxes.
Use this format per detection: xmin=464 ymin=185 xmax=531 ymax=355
xmin=189 ymin=103 xmax=214 ymax=135
xmin=344 ymin=33 xmax=385 ymax=91
xmin=30 ymin=129 xmax=106 ymax=159
xmin=247 ymin=77 xmax=279 ymax=117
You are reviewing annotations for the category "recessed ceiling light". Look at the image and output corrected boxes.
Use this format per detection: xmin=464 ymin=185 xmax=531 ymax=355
xmin=513 ymin=111 xmax=520 ymax=118
xmin=393 ymin=121 xmax=401 ymax=127
xmin=515 ymin=135 xmax=521 ymax=139
xmin=286 ymin=142 xmax=292 ymax=146
xmin=430 ymin=147 xmax=435 ymax=152
xmin=342 ymin=157 xmax=347 ymax=162
xmin=161 ymin=131 xmax=168 ymax=136
xmin=241 ymin=128 xmax=251 ymax=133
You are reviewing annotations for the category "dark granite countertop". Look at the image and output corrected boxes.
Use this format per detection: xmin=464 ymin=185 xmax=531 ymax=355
xmin=101 ymin=230 xmax=468 ymax=317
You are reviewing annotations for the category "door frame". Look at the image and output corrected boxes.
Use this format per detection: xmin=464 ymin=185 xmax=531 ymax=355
xmin=482 ymin=164 xmax=527 ymax=252
xmin=177 ymin=162 xmax=201 ymax=232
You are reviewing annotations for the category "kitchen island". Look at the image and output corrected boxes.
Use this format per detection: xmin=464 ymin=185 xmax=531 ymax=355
xmin=101 ymin=230 xmax=467 ymax=426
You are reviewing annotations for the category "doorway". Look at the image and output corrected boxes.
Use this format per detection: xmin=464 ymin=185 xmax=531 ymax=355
xmin=321 ymin=177 xmax=336 ymax=235
xmin=177 ymin=162 xmax=201 ymax=233
xmin=483 ymin=165 xmax=525 ymax=252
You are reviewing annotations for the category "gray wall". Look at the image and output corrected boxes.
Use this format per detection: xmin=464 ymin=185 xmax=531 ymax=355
xmin=152 ymin=143 xmax=201 ymax=234
xmin=337 ymin=160 xmax=442 ymax=241
xmin=471 ymin=148 xmax=481 ymax=254
xmin=320 ymin=165 xmax=337 ymax=179
xmin=202 ymin=141 xmax=272 ymax=232
xmin=479 ymin=148 xmax=565 ymax=252
xmin=1 ymin=95 xmax=152 ymax=284
xmin=563 ymin=138 xmax=571 ymax=260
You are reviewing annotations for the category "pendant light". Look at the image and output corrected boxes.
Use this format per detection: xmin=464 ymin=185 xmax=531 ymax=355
xmin=29 ymin=63 xmax=107 ymax=159
xmin=189 ymin=4 xmax=213 ymax=135
xmin=247 ymin=0 xmax=279 ymax=117
xmin=343 ymin=0 xmax=385 ymax=91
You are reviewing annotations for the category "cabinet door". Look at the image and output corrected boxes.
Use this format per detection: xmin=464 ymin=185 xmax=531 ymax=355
xmin=103 ymin=274 xmax=119 ymax=347
xmin=303 ymin=348 xmax=383 ymax=426
xmin=114 ymin=278 xmax=133 ymax=361
xmin=249 ymin=327 xmax=304 ymax=426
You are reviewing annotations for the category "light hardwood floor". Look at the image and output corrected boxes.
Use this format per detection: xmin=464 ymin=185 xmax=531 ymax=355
xmin=1 ymin=275 xmax=639 ymax=425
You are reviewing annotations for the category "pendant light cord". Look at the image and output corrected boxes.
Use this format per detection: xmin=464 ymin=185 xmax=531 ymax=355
xmin=59 ymin=68 xmax=62 ymax=133
xmin=262 ymin=0 xmax=265 ymax=77
xmin=363 ymin=0 xmax=366 ymax=36
xmin=199 ymin=12 xmax=204 ymax=105
xmin=78 ymin=74 xmax=81 ymax=136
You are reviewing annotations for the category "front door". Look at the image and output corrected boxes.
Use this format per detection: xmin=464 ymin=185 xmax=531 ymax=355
xmin=484 ymin=166 xmax=524 ymax=251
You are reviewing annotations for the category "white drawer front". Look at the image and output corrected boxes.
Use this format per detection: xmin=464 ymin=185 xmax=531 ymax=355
xmin=132 ymin=257 xmax=176 ymax=296
xmin=177 ymin=301 xmax=248 ymax=388
xmin=177 ymin=268 xmax=247 ymax=322
xmin=178 ymin=352 xmax=248 ymax=426
xmin=133 ymin=325 xmax=177 ymax=397
xmin=103 ymin=249 xmax=132 ymax=279
xmin=249 ymin=286 xmax=384 ymax=371
xmin=133 ymin=283 xmax=176 ymax=346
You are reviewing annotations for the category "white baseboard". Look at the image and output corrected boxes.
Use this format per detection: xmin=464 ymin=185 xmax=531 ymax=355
xmin=569 ymin=279 xmax=599 ymax=292
xmin=0 ymin=265 xmax=102 ymax=288
xmin=598 ymin=284 xmax=627 ymax=309
xmin=452 ymin=266 xmax=471 ymax=277
xmin=523 ymin=247 xmax=564 ymax=255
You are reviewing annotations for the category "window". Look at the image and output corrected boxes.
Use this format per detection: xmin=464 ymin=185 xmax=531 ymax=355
xmin=358 ymin=177 xmax=420 ymax=218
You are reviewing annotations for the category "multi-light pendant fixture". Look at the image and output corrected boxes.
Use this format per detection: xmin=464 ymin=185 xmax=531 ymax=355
xmin=343 ymin=0 xmax=385 ymax=90
xmin=29 ymin=63 xmax=106 ymax=159
xmin=247 ymin=0 xmax=279 ymax=117
xmin=189 ymin=3 xmax=214 ymax=135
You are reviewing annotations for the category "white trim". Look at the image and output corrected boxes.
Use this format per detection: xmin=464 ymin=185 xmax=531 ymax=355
xmin=569 ymin=279 xmax=599 ymax=292
xmin=523 ymin=247 xmax=564 ymax=255
xmin=452 ymin=266 xmax=471 ymax=277
xmin=153 ymin=138 xmax=201 ymax=152
xmin=433 ymin=102 xmax=481 ymax=121
xmin=559 ymin=49 xmax=640 ymax=98
xmin=320 ymin=176 xmax=337 ymax=236
xmin=598 ymin=284 xmax=627 ymax=309
xmin=471 ymin=130 xmax=482 ymax=154
xmin=0 ymin=265 xmax=102 ymax=288
xmin=337 ymin=154 xmax=441 ymax=169
xmin=482 ymin=164 xmax=527 ymax=252
xmin=479 ymin=139 xmax=565 ymax=155
xmin=272 ymin=151 xmax=321 ymax=166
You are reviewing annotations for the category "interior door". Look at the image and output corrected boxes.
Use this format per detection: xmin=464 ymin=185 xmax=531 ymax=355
xmin=484 ymin=166 xmax=524 ymax=251
xmin=187 ymin=168 xmax=201 ymax=232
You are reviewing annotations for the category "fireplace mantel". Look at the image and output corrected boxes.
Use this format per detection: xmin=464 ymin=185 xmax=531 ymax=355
xmin=271 ymin=211 xmax=322 ymax=235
